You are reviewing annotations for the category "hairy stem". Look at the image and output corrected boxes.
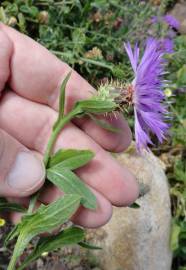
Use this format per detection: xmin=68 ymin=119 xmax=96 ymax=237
xmin=43 ymin=107 xmax=81 ymax=166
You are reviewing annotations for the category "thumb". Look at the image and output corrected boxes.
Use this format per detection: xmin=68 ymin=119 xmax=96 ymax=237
xmin=0 ymin=129 xmax=45 ymax=197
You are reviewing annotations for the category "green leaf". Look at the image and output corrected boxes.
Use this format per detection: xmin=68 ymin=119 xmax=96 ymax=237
xmin=47 ymin=168 xmax=96 ymax=209
xmin=170 ymin=220 xmax=181 ymax=251
xmin=79 ymin=241 xmax=102 ymax=250
xmin=4 ymin=224 xmax=21 ymax=247
xmin=86 ymin=113 xmax=121 ymax=133
xmin=174 ymin=159 xmax=186 ymax=183
xmin=19 ymin=5 xmax=39 ymax=18
xmin=53 ymin=72 xmax=71 ymax=130
xmin=0 ymin=198 xmax=26 ymax=213
xmin=75 ymin=99 xmax=116 ymax=114
xmin=8 ymin=194 xmax=81 ymax=269
xmin=177 ymin=65 xmax=186 ymax=87
xmin=18 ymin=227 xmax=85 ymax=270
xmin=48 ymin=149 xmax=94 ymax=170
xmin=59 ymin=72 xmax=71 ymax=119
xmin=72 ymin=28 xmax=86 ymax=53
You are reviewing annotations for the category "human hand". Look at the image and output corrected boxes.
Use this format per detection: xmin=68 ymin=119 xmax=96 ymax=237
xmin=0 ymin=23 xmax=138 ymax=228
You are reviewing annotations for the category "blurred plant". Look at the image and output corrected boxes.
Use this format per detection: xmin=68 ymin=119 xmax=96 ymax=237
xmin=163 ymin=34 xmax=186 ymax=269
xmin=0 ymin=0 xmax=157 ymax=85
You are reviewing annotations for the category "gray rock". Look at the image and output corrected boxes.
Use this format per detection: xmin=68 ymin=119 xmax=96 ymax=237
xmin=86 ymin=145 xmax=172 ymax=270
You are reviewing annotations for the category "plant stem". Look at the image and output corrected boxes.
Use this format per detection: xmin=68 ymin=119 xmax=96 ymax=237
xmin=50 ymin=50 xmax=113 ymax=70
xmin=8 ymin=108 xmax=82 ymax=270
xmin=79 ymin=57 xmax=113 ymax=70
xmin=7 ymin=256 xmax=17 ymax=270
xmin=43 ymin=107 xmax=81 ymax=167
xmin=27 ymin=193 xmax=39 ymax=214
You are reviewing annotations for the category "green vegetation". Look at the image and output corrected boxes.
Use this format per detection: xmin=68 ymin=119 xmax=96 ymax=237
xmin=0 ymin=0 xmax=185 ymax=269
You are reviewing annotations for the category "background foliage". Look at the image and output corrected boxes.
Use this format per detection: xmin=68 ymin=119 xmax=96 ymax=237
xmin=0 ymin=0 xmax=185 ymax=269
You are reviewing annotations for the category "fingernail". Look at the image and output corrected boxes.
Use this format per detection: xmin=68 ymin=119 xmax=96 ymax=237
xmin=7 ymin=152 xmax=45 ymax=192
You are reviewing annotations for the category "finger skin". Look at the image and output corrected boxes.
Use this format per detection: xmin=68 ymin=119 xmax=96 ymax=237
xmin=0 ymin=23 xmax=131 ymax=152
xmin=0 ymin=92 xmax=139 ymax=206
xmin=74 ymin=114 xmax=132 ymax=152
xmin=0 ymin=29 xmax=12 ymax=93
xmin=0 ymin=129 xmax=45 ymax=197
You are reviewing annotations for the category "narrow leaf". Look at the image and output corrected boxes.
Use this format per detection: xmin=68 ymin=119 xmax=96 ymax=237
xmin=53 ymin=71 xmax=71 ymax=129
xmin=8 ymin=194 xmax=81 ymax=269
xmin=18 ymin=227 xmax=85 ymax=270
xmin=4 ymin=224 xmax=21 ymax=246
xmin=48 ymin=149 xmax=94 ymax=170
xmin=59 ymin=71 xmax=71 ymax=118
xmin=0 ymin=198 xmax=26 ymax=213
xmin=87 ymin=113 xmax=121 ymax=133
xmin=47 ymin=168 xmax=96 ymax=209
xmin=79 ymin=241 xmax=102 ymax=250
xmin=170 ymin=220 xmax=181 ymax=251
xmin=75 ymin=99 xmax=116 ymax=114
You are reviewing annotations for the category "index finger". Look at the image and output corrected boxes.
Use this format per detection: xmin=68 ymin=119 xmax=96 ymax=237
xmin=0 ymin=23 xmax=132 ymax=152
xmin=0 ymin=23 xmax=92 ymax=110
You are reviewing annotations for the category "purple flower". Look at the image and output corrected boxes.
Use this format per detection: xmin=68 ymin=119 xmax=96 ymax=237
xmin=151 ymin=15 xmax=180 ymax=30
xmin=124 ymin=38 xmax=169 ymax=150
xmin=161 ymin=38 xmax=174 ymax=54
xmin=163 ymin=15 xmax=180 ymax=30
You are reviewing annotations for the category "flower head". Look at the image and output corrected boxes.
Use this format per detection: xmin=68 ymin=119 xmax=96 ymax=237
xmin=163 ymin=15 xmax=180 ymax=30
xmin=124 ymin=38 xmax=169 ymax=150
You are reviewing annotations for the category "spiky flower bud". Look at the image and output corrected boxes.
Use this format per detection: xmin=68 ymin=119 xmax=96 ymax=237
xmin=95 ymin=80 xmax=133 ymax=112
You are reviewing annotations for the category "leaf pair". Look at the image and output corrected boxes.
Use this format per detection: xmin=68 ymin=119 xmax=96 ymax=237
xmin=47 ymin=149 xmax=97 ymax=209
xmin=17 ymin=227 xmax=85 ymax=270
xmin=7 ymin=194 xmax=81 ymax=270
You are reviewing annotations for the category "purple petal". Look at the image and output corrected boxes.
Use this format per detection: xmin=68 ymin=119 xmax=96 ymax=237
xmin=163 ymin=15 xmax=180 ymax=30
xmin=161 ymin=38 xmax=174 ymax=54
xmin=124 ymin=38 xmax=169 ymax=150
xmin=124 ymin=42 xmax=139 ymax=74
xmin=134 ymin=109 xmax=153 ymax=151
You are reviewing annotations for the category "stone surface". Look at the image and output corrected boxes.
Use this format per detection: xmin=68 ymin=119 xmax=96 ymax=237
xmin=86 ymin=146 xmax=172 ymax=270
xmin=170 ymin=2 xmax=186 ymax=34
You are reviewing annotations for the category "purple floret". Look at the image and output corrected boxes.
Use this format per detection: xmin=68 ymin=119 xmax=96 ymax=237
xmin=161 ymin=38 xmax=174 ymax=54
xmin=163 ymin=15 xmax=180 ymax=30
xmin=151 ymin=15 xmax=180 ymax=31
xmin=151 ymin=16 xmax=158 ymax=24
xmin=124 ymin=38 xmax=169 ymax=150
